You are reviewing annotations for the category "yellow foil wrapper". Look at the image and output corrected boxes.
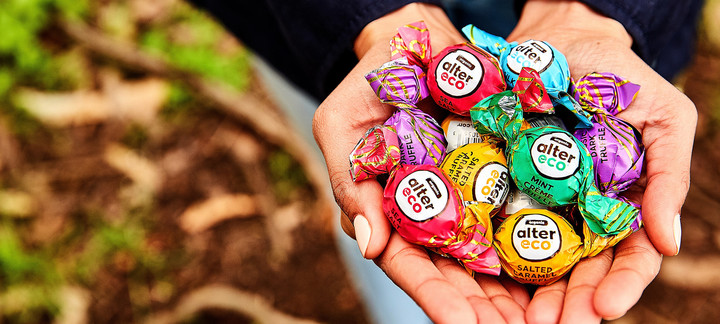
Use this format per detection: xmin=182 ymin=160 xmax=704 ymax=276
xmin=439 ymin=142 xmax=510 ymax=214
xmin=494 ymin=209 xmax=583 ymax=285
xmin=580 ymin=221 xmax=633 ymax=258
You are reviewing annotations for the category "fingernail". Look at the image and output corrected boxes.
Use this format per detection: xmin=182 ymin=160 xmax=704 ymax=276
xmin=673 ymin=213 xmax=682 ymax=255
xmin=354 ymin=215 xmax=371 ymax=258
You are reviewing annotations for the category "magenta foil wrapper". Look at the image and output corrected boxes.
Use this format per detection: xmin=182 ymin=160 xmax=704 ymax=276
xmin=572 ymin=73 xmax=644 ymax=199
xmin=349 ymin=125 xmax=402 ymax=181
xmin=366 ymin=59 xmax=447 ymax=165
xmin=383 ymin=164 xmax=500 ymax=275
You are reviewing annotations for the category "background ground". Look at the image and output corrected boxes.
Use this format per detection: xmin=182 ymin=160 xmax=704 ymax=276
xmin=0 ymin=0 xmax=718 ymax=323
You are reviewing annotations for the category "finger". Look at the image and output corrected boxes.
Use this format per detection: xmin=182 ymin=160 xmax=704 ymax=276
xmin=322 ymin=158 xmax=391 ymax=258
xmin=557 ymin=248 xmax=614 ymax=323
xmin=500 ymin=276 xmax=531 ymax=308
xmin=430 ymin=254 xmax=508 ymax=324
xmin=312 ymin=42 xmax=397 ymax=259
xmin=376 ymin=233 xmax=478 ymax=323
xmin=475 ymin=274 xmax=527 ymax=324
xmin=593 ymin=230 xmax=662 ymax=320
xmin=525 ymin=278 xmax=568 ymax=324
xmin=634 ymin=89 xmax=696 ymax=256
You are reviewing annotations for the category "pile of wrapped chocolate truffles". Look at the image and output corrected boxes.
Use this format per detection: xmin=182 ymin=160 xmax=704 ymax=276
xmin=349 ymin=22 xmax=644 ymax=285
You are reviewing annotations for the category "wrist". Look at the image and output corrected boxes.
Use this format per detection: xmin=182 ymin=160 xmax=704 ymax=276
xmin=510 ymin=0 xmax=632 ymax=48
xmin=353 ymin=3 xmax=463 ymax=59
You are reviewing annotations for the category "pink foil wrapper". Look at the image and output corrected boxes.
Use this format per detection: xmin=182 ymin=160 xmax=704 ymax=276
xmin=512 ymin=67 xmax=554 ymax=113
xmin=366 ymin=59 xmax=446 ymax=166
xmin=390 ymin=21 xmax=506 ymax=116
xmin=391 ymin=21 xmax=432 ymax=68
xmin=427 ymin=43 xmax=507 ymax=116
xmin=383 ymin=164 xmax=501 ymax=275
xmin=349 ymin=125 xmax=401 ymax=181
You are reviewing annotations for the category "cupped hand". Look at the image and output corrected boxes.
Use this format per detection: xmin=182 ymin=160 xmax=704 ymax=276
xmin=312 ymin=3 xmax=531 ymax=323
xmin=507 ymin=1 xmax=697 ymax=322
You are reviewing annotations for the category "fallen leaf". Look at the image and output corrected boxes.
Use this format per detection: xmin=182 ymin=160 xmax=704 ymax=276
xmin=16 ymin=88 xmax=110 ymax=126
xmin=104 ymin=143 xmax=162 ymax=193
xmin=56 ymin=286 xmax=91 ymax=324
xmin=15 ymin=76 xmax=168 ymax=127
xmin=266 ymin=202 xmax=304 ymax=265
xmin=179 ymin=194 xmax=257 ymax=234
xmin=0 ymin=190 xmax=36 ymax=218
xmin=129 ymin=0 xmax=178 ymax=23
xmin=143 ymin=284 xmax=321 ymax=324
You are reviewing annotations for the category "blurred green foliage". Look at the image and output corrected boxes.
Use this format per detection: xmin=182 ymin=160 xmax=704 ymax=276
xmin=0 ymin=0 xmax=89 ymax=97
xmin=0 ymin=223 xmax=61 ymax=322
xmin=268 ymin=150 xmax=310 ymax=204
xmin=139 ymin=2 xmax=251 ymax=92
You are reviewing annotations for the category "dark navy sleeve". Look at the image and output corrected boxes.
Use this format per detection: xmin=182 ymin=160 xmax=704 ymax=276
xmin=578 ymin=0 xmax=704 ymax=80
xmin=187 ymin=0 xmax=442 ymax=101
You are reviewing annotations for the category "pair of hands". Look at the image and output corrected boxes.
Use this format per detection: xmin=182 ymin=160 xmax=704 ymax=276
xmin=312 ymin=1 xmax=697 ymax=323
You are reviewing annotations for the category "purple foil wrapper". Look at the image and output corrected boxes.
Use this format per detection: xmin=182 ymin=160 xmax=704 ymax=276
xmin=366 ymin=58 xmax=430 ymax=109
xmin=384 ymin=107 xmax=446 ymax=165
xmin=574 ymin=110 xmax=644 ymax=197
xmin=366 ymin=58 xmax=447 ymax=165
xmin=572 ymin=72 xmax=644 ymax=199
xmin=572 ymin=72 xmax=641 ymax=115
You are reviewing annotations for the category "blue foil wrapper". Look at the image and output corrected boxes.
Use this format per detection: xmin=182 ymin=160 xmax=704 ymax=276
xmin=462 ymin=24 xmax=593 ymax=129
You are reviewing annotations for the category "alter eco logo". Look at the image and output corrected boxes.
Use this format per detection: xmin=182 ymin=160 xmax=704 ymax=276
xmin=529 ymin=132 xmax=581 ymax=180
xmin=395 ymin=170 xmax=449 ymax=221
xmin=435 ymin=49 xmax=484 ymax=98
xmin=512 ymin=213 xmax=562 ymax=261
xmin=506 ymin=40 xmax=554 ymax=74
xmin=473 ymin=162 xmax=510 ymax=208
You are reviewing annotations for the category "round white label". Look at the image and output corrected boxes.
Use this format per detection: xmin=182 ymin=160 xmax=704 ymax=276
xmin=529 ymin=132 xmax=581 ymax=179
xmin=512 ymin=213 xmax=562 ymax=261
xmin=445 ymin=118 xmax=481 ymax=152
xmin=473 ymin=162 xmax=510 ymax=207
xmin=506 ymin=40 xmax=554 ymax=74
xmin=434 ymin=49 xmax=484 ymax=98
xmin=395 ymin=170 xmax=450 ymax=221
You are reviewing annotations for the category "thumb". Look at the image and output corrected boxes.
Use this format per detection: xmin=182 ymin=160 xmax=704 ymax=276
xmin=640 ymin=109 xmax=696 ymax=256
xmin=334 ymin=175 xmax=392 ymax=259
xmin=313 ymin=95 xmax=395 ymax=259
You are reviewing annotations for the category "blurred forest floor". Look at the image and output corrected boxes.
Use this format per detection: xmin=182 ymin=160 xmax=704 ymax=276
xmin=0 ymin=0 xmax=718 ymax=323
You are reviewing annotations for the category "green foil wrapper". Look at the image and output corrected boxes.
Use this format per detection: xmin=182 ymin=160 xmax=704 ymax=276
xmin=470 ymin=91 xmax=638 ymax=236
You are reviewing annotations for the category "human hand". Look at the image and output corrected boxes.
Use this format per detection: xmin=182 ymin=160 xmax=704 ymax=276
xmin=506 ymin=0 xmax=697 ymax=322
xmin=313 ymin=3 xmax=530 ymax=323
